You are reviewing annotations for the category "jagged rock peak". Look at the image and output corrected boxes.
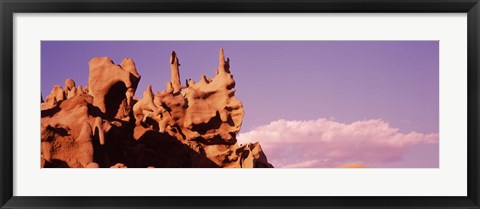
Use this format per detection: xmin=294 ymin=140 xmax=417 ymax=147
xmin=41 ymin=49 xmax=273 ymax=168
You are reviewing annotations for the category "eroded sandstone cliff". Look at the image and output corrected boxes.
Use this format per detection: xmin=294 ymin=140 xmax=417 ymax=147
xmin=40 ymin=49 xmax=273 ymax=168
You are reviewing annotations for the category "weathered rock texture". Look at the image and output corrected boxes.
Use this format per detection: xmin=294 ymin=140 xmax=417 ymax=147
xmin=41 ymin=49 xmax=273 ymax=168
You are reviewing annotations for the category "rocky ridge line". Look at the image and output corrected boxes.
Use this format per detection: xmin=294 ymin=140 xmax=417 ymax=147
xmin=41 ymin=49 xmax=273 ymax=168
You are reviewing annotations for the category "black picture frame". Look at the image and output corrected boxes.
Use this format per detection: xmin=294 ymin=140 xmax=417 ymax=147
xmin=1 ymin=0 xmax=479 ymax=208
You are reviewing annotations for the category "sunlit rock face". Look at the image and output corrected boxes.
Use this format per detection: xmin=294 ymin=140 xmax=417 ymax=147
xmin=40 ymin=49 xmax=273 ymax=168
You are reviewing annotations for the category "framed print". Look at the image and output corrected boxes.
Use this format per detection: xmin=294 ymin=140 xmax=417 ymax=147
xmin=1 ymin=0 xmax=479 ymax=208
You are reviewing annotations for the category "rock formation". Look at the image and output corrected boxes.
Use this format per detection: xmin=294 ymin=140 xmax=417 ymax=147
xmin=40 ymin=49 xmax=273 ymax=168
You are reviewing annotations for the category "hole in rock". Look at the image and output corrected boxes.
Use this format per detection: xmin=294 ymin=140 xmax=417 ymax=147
xmin=105 ymin=81 xmax=127 ymax=118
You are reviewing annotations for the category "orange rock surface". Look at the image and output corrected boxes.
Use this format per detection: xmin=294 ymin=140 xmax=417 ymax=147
xmin=40 ymin=49 xmax=273 ymax=168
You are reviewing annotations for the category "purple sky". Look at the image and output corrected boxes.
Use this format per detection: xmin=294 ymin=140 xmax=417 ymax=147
xmin=41 ymin=41 xmax=439 ymax=168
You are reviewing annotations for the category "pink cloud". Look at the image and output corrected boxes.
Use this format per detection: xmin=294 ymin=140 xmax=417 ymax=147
xmin=237 ymin=119 xmax=438 ymax=168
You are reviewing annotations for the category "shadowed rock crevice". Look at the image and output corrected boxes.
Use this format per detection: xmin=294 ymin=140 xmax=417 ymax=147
xmin=104 ymin=81 xmax=127 ymax=119
xmin=43 ymin=159 xmax=70 ymax=168
xmin=41 ymin=49 xmax=273 ymax=168
xmin=41 ymin=100 xmax=63 ymax=118
xmin=190 ymin=111 xmax=223 ymax=135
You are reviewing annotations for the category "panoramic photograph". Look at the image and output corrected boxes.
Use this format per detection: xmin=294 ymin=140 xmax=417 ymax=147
xmin=40 ymin=41 xmax=439 ymax=168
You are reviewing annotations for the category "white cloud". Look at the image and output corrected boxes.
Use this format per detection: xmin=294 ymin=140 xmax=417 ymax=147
xmin=237 ymin=118 xmax=438 ymax=168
